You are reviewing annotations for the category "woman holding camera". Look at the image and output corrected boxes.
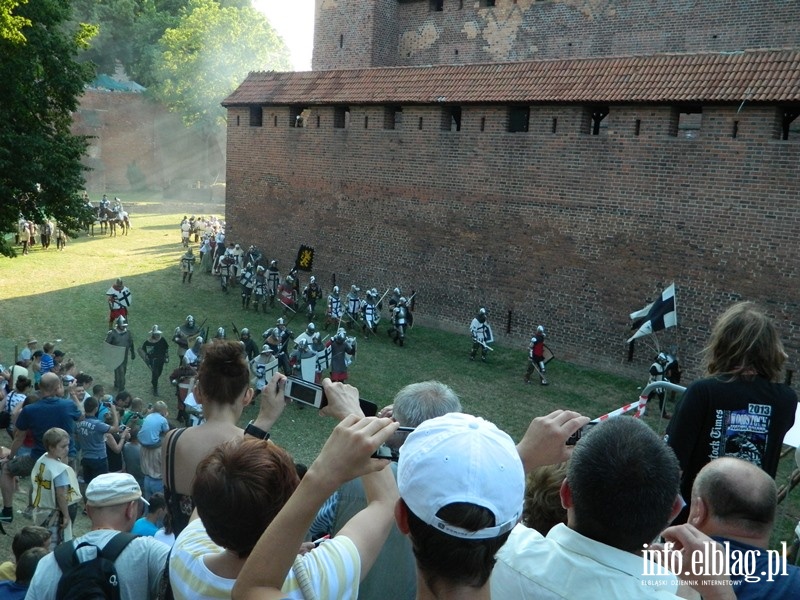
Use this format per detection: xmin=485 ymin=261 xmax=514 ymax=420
xmin=162 ymin=340 xmax=287 ymax=536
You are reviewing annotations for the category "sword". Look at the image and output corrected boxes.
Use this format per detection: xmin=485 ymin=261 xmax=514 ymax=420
xmin=474 ymin=338 xmax=495 ymax=351
xmin=279 ymin=300 xmax=297 ymax=313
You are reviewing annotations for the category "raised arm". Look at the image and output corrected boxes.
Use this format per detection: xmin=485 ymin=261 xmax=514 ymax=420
xmin=232 ymin=415 xmax=397 ymax=600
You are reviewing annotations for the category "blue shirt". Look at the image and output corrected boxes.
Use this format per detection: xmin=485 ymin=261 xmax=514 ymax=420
xmin=138 ymin=413 xmax=169 ymax=447
xmin=15 ymin=397 xmax=82 ymax=459
xmin=75 ymin=416 xmax=111 ymax=460
xmin=0 ymin=580 xmax=28 ymax=600
xmin=132 ymin=517 xmax=159 ymax=537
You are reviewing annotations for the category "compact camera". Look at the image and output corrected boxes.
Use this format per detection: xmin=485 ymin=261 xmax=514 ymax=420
xmin=566 ymin=421 xmax=598 ymax=446
xmin=284 ymin=376 xmax=378 ymax=415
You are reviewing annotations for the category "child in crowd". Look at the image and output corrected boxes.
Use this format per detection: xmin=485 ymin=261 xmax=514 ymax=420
xmin=30 ymin=428 xmax=81 ymax=550
xmin=132 ymin=493 xmax=167 ymax=537
xmin=0 ymin=525 xmax=49 ymax=581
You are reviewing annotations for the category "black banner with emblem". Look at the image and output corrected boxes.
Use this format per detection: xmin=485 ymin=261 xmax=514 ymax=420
xmin=295 ymin=245 xmax=315 ymax=272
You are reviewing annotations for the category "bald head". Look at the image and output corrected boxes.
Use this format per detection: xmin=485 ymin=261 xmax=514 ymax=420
xmin=691 ymin=457 xmax=776 ymax=542
xmin=39 ymin=372 xmax=63 ymax=396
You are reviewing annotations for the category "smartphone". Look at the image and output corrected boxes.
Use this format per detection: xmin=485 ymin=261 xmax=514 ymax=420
xmin=566 ymin=421 xmax=598 ymax=446
xmin=285 ymin=377 xmax=327 ymax=409
xmin=359 ymin=398 xmax=378 ymax=417
xmin=371 ymin=426 xmax=415 ymax=461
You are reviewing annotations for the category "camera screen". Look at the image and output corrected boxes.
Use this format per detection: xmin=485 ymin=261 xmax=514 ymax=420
xmin=290 ymin=381 xmax=319 ymax=404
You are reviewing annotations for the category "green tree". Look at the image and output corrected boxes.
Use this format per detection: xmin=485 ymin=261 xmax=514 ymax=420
xmin=0 ymin=0 xmax=31 ymax=43
xmin=0 ymin=0 xmax=97 ymax=257
xmin=151 ymin=0 xmax=290 ymax=179
xmin=153 ymin=0 xmax=290 ymax=128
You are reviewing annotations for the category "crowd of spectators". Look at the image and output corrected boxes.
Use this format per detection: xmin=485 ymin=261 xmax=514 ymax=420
xmin=0 ymin=300 xmax=796 ymax=599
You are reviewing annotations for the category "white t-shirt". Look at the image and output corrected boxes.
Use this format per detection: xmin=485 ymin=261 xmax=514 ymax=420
xmin=26 ymin=529 xmax=169 ymax=600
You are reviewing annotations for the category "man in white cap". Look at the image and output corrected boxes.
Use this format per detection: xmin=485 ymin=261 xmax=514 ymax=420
xmin=26 ymin=473 xmax=169 ymax=599
xmin=394 ymin=412 xmax=524 ymax=598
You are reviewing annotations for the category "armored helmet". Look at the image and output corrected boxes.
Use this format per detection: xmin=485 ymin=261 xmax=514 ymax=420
xmin=657 ymin=352 xmax=668 ymax=364
xmin=186 ymin=315 xmax=195 ymax=327
xmin=333 ymin=286 xmax=339 ymax=294
xmin=240 ymin=328 xmax=250 ymax=338
xmin=215 ymin=327 xmax=225 ymax=339
xmin=257 ymin=265 xmax=265 ymax=273
xmin=114 ymin=316 xmax=128 ymax=329
xmin=399 ymin=297 xmax=407 ymax=305
xmin=297 ymin=338 xmax=309 ymax=349
xmin=306 ymin=323 xmax=316 ymax=333
xmin=276 ymin=317 xmax=285 ymax=327
xmin=537 ymin=325 xmax=545 ymax=334
xmin=479 ymin=307 xmax=487 ymax=315
xmin=336 ymin=328 xmax=347 ymax=341
xmin=260 ymin=344 xmax=272 ymax=354
xmin=150 ymin=325 xmax=162 ymax=338
xmin=270 ymin=259 xmax=277 ymax=267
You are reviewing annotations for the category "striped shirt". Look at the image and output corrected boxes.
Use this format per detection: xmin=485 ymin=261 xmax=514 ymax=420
xmin=170 ymin=517 xmax=361 ymax=600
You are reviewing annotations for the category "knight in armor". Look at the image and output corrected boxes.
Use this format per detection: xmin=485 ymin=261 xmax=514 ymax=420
xmin=181 ymin=248 xmax=196 ymax=283
xmin=169 ymin=363 xmax=197 ymax=424
xmin=180 ymin=217 xmax=191 ymax=247
xmin=524 ymin=325 xmax=548 ymax=385
xmin=106 ymin=316 xmax=135 ymax=391
xmin=140 ymin=325 xmax=169 ymax=396
xmin=345 ymin=285 xmax=361 ymax=328
xmin=218 ymin=243 xmax=237 ymax=292
xmin=266 ymin=260 xmax=280 ymax=307
xmin=330 ymin=328 xmax=356 ymax=382
xmin=303 ymin=276 xmax=323 ymax=319
xmin=294 ymin=322 xmax=317 ymax=349
xmin=469 ymin=307 xmax=494 ymax=362
xmin=253 ymin=265 xmax=269 ymax=313
xmin=388 ymin=297 xmax=412 ymax=347
xmin=231 ymin=243 xmax=244 ymax=280
xmin=290 ymin=338 xmax=318 ymax=383
xmin=361 ymin=288 xmax=381 ymax=338
xmin=214 ymin=327 xmax=226 ymax=340
xmin=325 ymin=285 xmax=343 ymax=330
xmin=236 ymin=327 xmax=259 ymax=361
xmin=648 ymin=352 xmax=670 ymax=419
xmin=173 ymin=315 xmax=200 ymax=363
xmin=310 ymin=332 xmax=329 ymax=384
xmin=250 ymin=345 xmax=279 ymax=396
xmin=106 ymin=277 xmax=132 ymax=328
xmin=244 ymin=245 xmax=262 ymax=268
xmin=388 ymin=287 xmax=402 ymax=310
xmin=265 ymin=318 xmax=294 ymax=374
xmin=184 ymin=336 xmax=203 ymax=368
xmin=278 ymin=275 xmax=298 ymax=315
xmin=239 ymin=262 xmax=256 ymax=309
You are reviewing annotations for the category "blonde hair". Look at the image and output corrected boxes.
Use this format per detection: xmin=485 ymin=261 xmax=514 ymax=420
xmin=522 ymin=462 xmax=568 ymax=535
xmin=43 ymin=427 xmax=69 ymax=451
xmin=704 ymin=302 xmax=786 ymax=382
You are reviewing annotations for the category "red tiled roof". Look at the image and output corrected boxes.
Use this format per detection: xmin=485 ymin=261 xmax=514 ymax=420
xmin=223 ymin=49 xmax=800 ymax=106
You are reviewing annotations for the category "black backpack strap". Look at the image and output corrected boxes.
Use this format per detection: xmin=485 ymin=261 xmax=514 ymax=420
xmin=101 ymin=532 xmax=138 ymax=562
xmin=165 ymin=427 xmax=187 ymax=492
xmin=54 ymin=540 xmax=77 ymax=572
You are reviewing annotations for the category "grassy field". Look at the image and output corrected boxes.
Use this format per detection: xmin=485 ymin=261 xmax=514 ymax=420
xmin=0 ymin=192 xmax=798 ymax=558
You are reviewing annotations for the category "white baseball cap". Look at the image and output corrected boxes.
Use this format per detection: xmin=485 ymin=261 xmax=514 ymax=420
xmin=397 ymin=413 xmax=524 ymax=540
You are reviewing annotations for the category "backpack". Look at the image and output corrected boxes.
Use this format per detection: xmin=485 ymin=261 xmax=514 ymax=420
xmin=54 ymin=532 xmax=137 ymax=600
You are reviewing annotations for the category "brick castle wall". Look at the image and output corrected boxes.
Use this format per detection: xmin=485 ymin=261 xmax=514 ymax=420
xmin=224 ymin=103 xmax=800 ymax=380
xmin=314 ymin=0 xmax=800 ymax=70
xmin=73 ymin=91 xmax=222 ymax=194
